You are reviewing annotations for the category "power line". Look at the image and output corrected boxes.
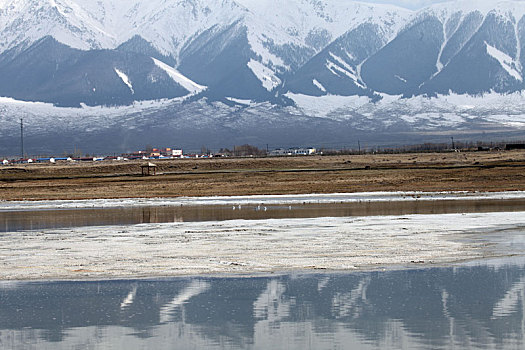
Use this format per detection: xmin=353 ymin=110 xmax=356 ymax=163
xmin=20 ymin=118 xmax=24 ymax=158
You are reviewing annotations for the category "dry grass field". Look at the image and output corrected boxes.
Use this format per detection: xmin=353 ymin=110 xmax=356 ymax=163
xmin=1 ymin=151 xmax=525 ymax=201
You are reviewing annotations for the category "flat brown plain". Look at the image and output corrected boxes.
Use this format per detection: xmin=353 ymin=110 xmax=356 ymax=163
xmin=1 ymin=151 xmax=525 ymax=201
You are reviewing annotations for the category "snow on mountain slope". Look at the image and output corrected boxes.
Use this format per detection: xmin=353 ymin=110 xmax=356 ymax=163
xmin=237 ymin=0 xmax=411 ymax=88
xmin=286 ymin=90 xmax=525 ymax=130
xmin=110 ymin=0 xmax=245 ymax=60
xmin=114 ymin=68 xmax=134 ymax=94
xmin=2 ymin=1 xmax=525 ymax=155
xmin=247 ymin=59 xmax=282 ymax=91
xmin=326 ymin=52 xmax=365 ymax=87
xmin=413 ymin=0 xmax=525 ymax=80
xmin=0 ymin=0 xmax=412 ymax=95
xmin=0 ymin=0 xmax=246 ymax=59
xmin=313 ymin=79 xmax=327 ymax=93
xmin=2 ymin=1 xmax=525 ymax=108
xmin=152 ymin=58 xmax=206 ymax=94
xmin=0 ymin=0 xmax=117 ymax=52
xmin=426 ymin=0 xmax=525 ymax=20
xmin=237 ymin=0 xmax=410 ymax=46
xmin=485 ymin=42 xmax=523 ymax=81
xmin=2 ymin=89 xmax=525 ymax=156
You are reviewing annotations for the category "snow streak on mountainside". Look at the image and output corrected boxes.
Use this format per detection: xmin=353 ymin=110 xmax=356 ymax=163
xmin=152 ymin=58 xmax=206 ymax=95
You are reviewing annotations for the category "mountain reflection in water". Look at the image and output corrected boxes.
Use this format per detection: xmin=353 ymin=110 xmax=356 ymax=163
xmin=2 ymin=258 xmax=525 ymax=349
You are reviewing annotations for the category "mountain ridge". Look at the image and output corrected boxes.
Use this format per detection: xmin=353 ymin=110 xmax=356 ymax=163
xmin=2 ymin=0 xmax=525 ymax=105
xmin=2 ymin=0 xmax=525 ymax=154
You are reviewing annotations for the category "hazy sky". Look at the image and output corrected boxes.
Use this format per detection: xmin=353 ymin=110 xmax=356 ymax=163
xmin=359 ymin=0 xmax=456 ymax=10
xmin=360 ymin=0 xmax=525 ymax=10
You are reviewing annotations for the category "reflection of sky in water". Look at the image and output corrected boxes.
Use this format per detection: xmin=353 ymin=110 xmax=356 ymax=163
xmin=2 ymin=258 xmax=525 ymax=349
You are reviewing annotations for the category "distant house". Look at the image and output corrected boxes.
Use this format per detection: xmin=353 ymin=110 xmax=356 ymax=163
xmin=170 ymin=149 xmax=183 ymax=157
xmin=292 ymin=147 xmax=316 ymax=155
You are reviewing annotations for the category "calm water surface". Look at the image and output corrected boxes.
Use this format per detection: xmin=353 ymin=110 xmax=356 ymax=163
xmin=2 ymin=198 xmax=525 ymax=232
xmin=2 ymin=258 xmax=525 ymax=349
xmin=2 ymin=199 xmax=525 ymax=348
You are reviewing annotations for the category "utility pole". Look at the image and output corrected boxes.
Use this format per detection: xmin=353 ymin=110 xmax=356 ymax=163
xmin=451 ymin=136 xmax=455 ymax=151
xmin=358 ymin=140 xmax=361 ymax=154
xmin=20 ymin=118 xmax=24 ymax=159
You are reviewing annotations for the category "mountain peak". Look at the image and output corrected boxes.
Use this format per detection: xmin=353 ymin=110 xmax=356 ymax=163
xmin=424 ymin=0 xmax=525 ymax=18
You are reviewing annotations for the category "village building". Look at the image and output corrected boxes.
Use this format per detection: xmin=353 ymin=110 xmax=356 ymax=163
xmin=270 ymin=147 xmax=317 ymax=156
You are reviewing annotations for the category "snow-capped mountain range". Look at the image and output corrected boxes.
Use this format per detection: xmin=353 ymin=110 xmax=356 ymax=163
xmin=1 ymin=0 xmax=525 ymax=154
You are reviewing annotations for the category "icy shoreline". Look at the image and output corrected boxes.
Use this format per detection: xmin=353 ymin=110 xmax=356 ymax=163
xmin=1 ymin=210 xmax=524 ymax=281
xmin=1 ymin=191 xmax=525 ymax=211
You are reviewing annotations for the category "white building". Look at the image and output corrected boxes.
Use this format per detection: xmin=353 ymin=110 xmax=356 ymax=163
xmin=171 ymin=149 xmax=183 ymax=157
xmin=270 ymin=147 xmax=316 ymax=156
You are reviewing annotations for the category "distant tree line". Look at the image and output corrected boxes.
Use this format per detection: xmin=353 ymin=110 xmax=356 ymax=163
xmin=319 ymin=140 xmax=517 ymax=155
xmin=219 ymin=144 xmax=267 ymax=157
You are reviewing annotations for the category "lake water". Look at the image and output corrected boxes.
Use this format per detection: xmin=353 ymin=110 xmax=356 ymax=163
xmin=2 ymin=258 xmax=525 ymax=349
xmin=2 ymin=194 xmax=525 ymax=348
xmin=2 ymin=198 xmax=525 ymax=232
